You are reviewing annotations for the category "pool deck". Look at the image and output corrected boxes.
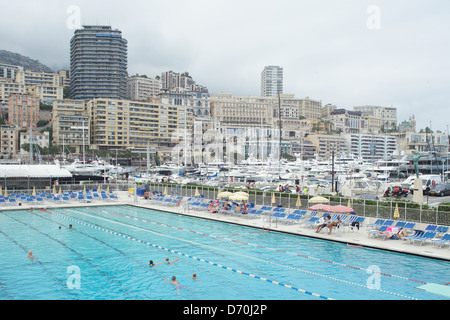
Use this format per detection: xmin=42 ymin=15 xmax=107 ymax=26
xmin=3 ymin=192 xmax=450 ymax=262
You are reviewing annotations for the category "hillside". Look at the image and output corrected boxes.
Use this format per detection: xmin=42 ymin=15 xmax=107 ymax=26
xmin=0 ymin=50 xmax=54 ymax=72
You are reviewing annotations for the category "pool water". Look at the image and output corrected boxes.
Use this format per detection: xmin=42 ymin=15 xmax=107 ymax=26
xmin=0 ymin=205 xmax=449 ymax=300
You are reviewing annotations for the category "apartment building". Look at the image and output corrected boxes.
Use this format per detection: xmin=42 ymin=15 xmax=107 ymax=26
xmin=330 ymin=109 xmax=364 ymax=134
xmin=70 ymin=25 xmax=128 ymax=100
xmin=23 ymin=69 xmax=63 ymax=104
xmin=306 ymin=134 xmax=348 ymax=160
xmin=0 ymin=63 xmax=25 ymax=101
xmin=0 ymin=125 xmax=18 ymax=156
xmin=404 ymin=131 xmax=449 ymax=155
xmin=127 ymin=76 xmax=161 ymax=100
xmin=20 ymin=131 xmax=50 ymax=150
xmin=261 ymin=66 xmax=283 ymax=97
xmin=52 ymin=99 xmax=89 ymax=153
xmin=87 ymin=98 xmax=190 ymax=150
xmin=160 ymin=71 xmax=208 ymax=94
xmin=344 ymin=134 xmax=397 ymax=162
xmin=210 ymin=93 xmax=273 ymax=129
xmin=7 ymin=94 xmax=39 ymax=130
xmin=353 ymin=105 xmax=397 ymax=132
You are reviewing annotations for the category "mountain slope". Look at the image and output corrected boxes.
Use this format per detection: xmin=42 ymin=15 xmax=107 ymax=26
xmin=0 ymin=50 xmax=54 ymax=73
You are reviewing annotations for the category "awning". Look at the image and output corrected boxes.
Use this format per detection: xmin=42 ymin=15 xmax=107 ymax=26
xmin=0 ymin=165 xmax=72 ymax=178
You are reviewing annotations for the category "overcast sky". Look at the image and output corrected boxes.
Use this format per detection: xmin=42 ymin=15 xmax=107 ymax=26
xmin=1 ymin=0 xmax=449 ymax=132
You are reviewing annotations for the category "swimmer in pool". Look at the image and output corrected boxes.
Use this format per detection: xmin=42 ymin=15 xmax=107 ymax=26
xmin=191 ymin=273 xmax=199 ymax=281
xmin=26 ymin=251 xmax=38 ymax=263
xmin=149 ymin=260 xmax=155 ymax=267
xmin=164 ymin=276 xmax=184 ymax=294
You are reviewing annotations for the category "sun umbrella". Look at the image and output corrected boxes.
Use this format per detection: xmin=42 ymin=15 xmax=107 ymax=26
xmin=326 ymin=205 xmax=354 ymax=214
xmin=217 ymin=191 xmax=233 ymax=198
xmin=296 ymin=195 xmax=302 ymax=207
xmin=163 ymin=186 xmax=168 ymax=195
xmin=32 ymin=187 xmax=36 ymax=196
xmin=271 ymin=193 xmax=276 ymax=204
xmin=229 ymin=193 xmax=248 ymax=201
xmin=347 ymin=199 xmax=352 ymax=208
xmin=58 ymin=187 xmax=62 ymax=196
xmin=4 ymin=187 xmax=7 ymax=197
xmin=308 ymin=204 xmax=332 ymax=211
xmin=83 ymin=185 xmax=86 ymax=195
xmin=234 ymin=191 xmax=249 ymax=196
xmin=308 ymin=196 xmax=330 ymax=203
xmin=393 ymin=203 xmax=400 ymax=219
xmin=195 ymin=187 xmax=200 ymax=197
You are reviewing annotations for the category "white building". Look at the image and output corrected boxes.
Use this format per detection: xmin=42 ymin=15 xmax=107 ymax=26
xmin=20 ymin=131 xmax=50 ymax=149
xmin=126 ymin=76 xmax=161 ymax=101
xmin=344 ymin=133 xmax=397 ymax=162
xmin=353 ymin=105 xmax=397 ymax=132
xmin=261 ymin=66 xmax=283 ymax=97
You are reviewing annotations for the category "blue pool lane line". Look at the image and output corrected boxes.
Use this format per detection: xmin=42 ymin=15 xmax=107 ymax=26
xmin=40 ymin=208 xmax=334 ymax=300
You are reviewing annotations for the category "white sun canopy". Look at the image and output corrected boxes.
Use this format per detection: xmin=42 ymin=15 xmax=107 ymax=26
xmin=0 ymin=165 xmax=72 ymax=178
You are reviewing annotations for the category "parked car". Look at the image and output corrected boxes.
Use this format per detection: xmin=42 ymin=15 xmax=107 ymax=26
xmin=429 ymin=184 xmax=450 ymax=196
xmin=360 ymin=194 xmax=379 ymax=201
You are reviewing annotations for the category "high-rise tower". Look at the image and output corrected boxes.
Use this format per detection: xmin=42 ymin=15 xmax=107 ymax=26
xmin=70 ymin=25 xmax=128 ymax=100
xmin=261 ymin=66 xmax=283 ymax=97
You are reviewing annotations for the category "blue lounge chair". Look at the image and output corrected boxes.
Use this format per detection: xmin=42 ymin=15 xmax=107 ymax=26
xmin=424 ymin=225 xmax=437 ymax=232
xmin=411 ymin=232 xmax=437 ymax=246
xmin=272 ymin=211 xmax=287 ymax=220
xmin=367 ymin=219 xmax=385 ymax=229
xmin=402 ymin=230 xmax=425 ymax=243
xmin=382 ymin=220 xmax=394 ymax=227
xmin=246 ymin=209 xmax=264 ymax=218
xmin=281 ymin=212 xmax=304 ymax=224
xmin=403 ymin=222 xmax=416 ymax=231
xmin=437 ymin=226 xmax=449 ymax=234
xmin=300 ymin=217 xmax=319 ymax=228
xmin=431 ymin=233 xmax=450 ymax=248
xmin=368 ymin=226 xmax=387 ymax=238
xmin=394 ymin=221 xmax=407 ymax=228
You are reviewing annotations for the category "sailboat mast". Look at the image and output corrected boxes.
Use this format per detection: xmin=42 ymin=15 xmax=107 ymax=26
xmin=278 ymin=93 xmax=281 ymax=179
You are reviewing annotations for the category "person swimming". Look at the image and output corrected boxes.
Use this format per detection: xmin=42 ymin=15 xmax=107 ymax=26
xmin=164 ymin=276 xmax=187 ymax=294
xmin=149 ymin=260 xmax=155 ymax=267
xmin=26 ymin=251 xmax=38 ymax=263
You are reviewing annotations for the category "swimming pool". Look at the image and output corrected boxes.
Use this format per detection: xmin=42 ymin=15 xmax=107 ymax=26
xmin=0 ymin=205 xmax=449 ymax=300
